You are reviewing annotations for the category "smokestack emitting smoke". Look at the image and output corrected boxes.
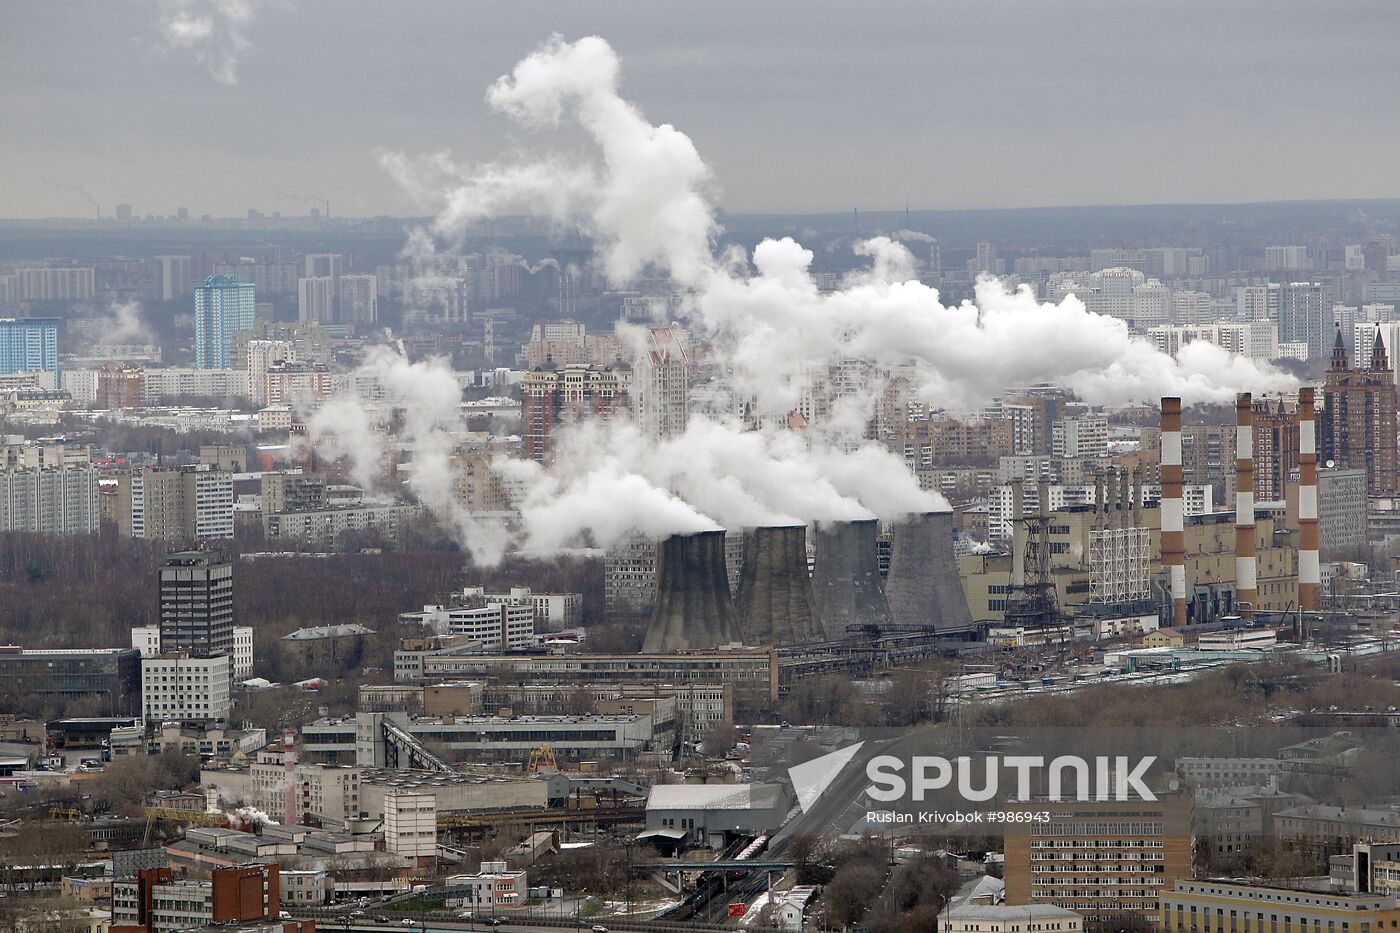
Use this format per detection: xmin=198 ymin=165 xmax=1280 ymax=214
xmin=811 ymin=519 xmax=892 ymax=640
xmin=1235 ymin=393 xmax=1256 ymax=619
xmin=312 ymin=35 xmax=1301 ymax=566
xmin=382 ymin=35 xmax=1297 ymax=412
xmin=885 ymin=511 xmax=976 ymax=633
xmin=1298 ymin=387 xmax=1321 ymax=613
xmin=735 ymin=525 xmax=824 ymax=646
xmin=1161 ymin=397 xmax=1188 ymax=628
xmin=643 ymin=530 xmax=741 ymax=652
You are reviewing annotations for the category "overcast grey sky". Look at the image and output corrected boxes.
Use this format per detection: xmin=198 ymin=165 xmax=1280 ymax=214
xmin=4 ymin=1 xmax=1400 ymax=219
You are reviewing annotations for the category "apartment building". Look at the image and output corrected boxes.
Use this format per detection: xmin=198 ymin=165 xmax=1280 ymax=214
xmin=1003 ymin=795 xmax=1193 ymax=921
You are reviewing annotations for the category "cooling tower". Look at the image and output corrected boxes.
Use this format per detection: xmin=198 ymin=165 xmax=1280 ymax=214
xmin=811 ymin=519 xmax=892 ymax=639
xmin=735 ymin=525 xmax=825 ymax=646
xmin=642 ymin=529 xmax=741 ymax=653
xmin=885 ymin=511 xmax=976 ymax=634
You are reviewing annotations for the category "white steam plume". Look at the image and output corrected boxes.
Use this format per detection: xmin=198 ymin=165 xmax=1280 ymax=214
xmin=496 ymin=415 xmax=945 ymax=556
xmin=97 ymin=300 xmax=155 ymax=346
xmin=392 ymin=34 xmax=1294 ymax=413
xmin=157 ymin=0 xmax=260 ymax=86
xmin=304 ymin=347 xmax=510 ymax=564
xmin=328 ymin=34 xmax=1295 ymax=561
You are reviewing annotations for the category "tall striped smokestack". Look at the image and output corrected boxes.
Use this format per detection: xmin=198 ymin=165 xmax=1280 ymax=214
xmin=1298 ymin=387 xmax=1321 ymax=613
xmin=1161 ymin=397 xmax=1188 ymax=627
xmin=1235 ymin=393 xmax=1256 ymax=618
xmin=283 ymin=726 xmax=296 ymax=826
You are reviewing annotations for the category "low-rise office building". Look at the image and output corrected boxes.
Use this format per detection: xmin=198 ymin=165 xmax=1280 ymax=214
xmin=644 ymin=783 xmax=792 ymax=849
xmin=112 ymin=864 xmax=279 ymax=933
xmin=1160 ymin=879 xmax=1400 ymax=933
xmin=141 ymin=653 xmax=231 ymax=722
xmin=0 ymin=646 xmax=140 ymax=715
xmin=445 ymin=860 xmax=528 ymax=910
xmin=394 ymin=647 xmax=778 ymax=713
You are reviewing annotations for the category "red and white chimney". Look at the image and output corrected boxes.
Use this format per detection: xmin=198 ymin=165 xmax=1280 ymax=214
xmin=1161 ymin=397 xmax=1188 ymax=627
xmin=1235 ymin=393 xmax=1256 ymax=618
xmin=1298 ymin=387 xmax=1321 ymax=613
xmin=283 ymin=726 xmax=297 ymax=826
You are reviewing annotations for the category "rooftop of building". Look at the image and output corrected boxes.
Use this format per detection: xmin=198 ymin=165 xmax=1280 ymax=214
xmin=0 ymin=645 xmax=136 ymax=658
xmin=281 ymin=624 xmax=376 ymax=640
xmin=948 ymin=904 xmax=1079 ymax=921
xmin=359 ymin=768 xmax=553 ymax=788
xmin=646 ymin=782 xmax=786 ymax=811
xmin=1275 ymin=804 xmax=1400 ymax=824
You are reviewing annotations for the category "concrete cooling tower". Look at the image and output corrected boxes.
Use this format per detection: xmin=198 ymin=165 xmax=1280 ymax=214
xmin=735 ymin=524 xmax=825 ymax=646
xmin=811 ymin=518 xmax=892 ymax=640
xmin=642 ymin=529 xmax=741 ymax=653
xmin=885 ymin=511 xmax=976 ymax=634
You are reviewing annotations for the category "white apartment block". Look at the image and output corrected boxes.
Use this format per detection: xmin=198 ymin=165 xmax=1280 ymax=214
xmin=1085 ymin=267 xmax=1144 ymax=321
xmin=1171 ymin=290 xmax=1213 ymax=326
xmin=12 ymin=267 xmax=95 ymax=301
xmin=1149 ymin=322 xmax=1277 ymax=361
xmin=400 ymin=598 xmax=535 ymax=649
xmin=298 ymin=276 xmax=336 ymax=325
xmin=1264 ymin=245 xmax=1310 ymax=272
xmin=232 ymin=626 xmax=253 ymax=679
xmin=1130 ymin=281 xmax=1172 ymax=329
xmin=131 ymin=625 xmax=162 ymax=658
xmin=459 ymin=586 xmax=581 ymax=631
xmin=246 ymin=339 xmax=293 ymax=406
xmin=988 ymin=482 xmax=1213 ymax=543
xmin=384 ymin=791 xmax=437 ymax=858
xmin=247 ymin=758 xmax=363 ymax=824
xmin=142 ymin=653 xmax=232 ymax=722
xmin=1277 ymin=342 xmax=1309 ymax=361
xmin=1051 ymin=417 xmax=1108 ymax=459
xmin=189 ymin=469 xmax=235 ymax=539
xmin=0 ymin=466 xmax=100 ymax=534
xmin=140 ymin=368 xmax=250 ymax=403
xmin=1235 ymin=284 xmax=1280 ymax=322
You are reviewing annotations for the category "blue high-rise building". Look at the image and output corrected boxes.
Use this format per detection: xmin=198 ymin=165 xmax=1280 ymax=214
xmin=193 ymin=274 xmax=255 ymax=369
xmin=0 ymin=317 xmax=60 ymax=384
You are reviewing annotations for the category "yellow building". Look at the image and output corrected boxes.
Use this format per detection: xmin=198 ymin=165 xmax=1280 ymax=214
xmin=1142 ymin=628 xmax=1186 ymax=648
xmin=1160 ymin=879 xmax=1400 ymax=933
xmin=961 ymin=503 xmax=1298 ymax=624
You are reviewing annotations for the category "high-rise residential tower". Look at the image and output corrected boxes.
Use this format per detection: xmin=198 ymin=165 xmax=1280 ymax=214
xmin=159 ymin=550 xmax=235 ymax=658
xmin=194 ymin=274 xmax=255 ymax=369
xmin=0 ymin=317 xmax=59 ymax=385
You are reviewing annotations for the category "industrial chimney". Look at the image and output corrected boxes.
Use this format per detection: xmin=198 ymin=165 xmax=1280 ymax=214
xmin=735 ymin=525 xmax=825 ymax=646
xmin=811 ymin=519 xmax=893 ymax=639
xmin=885 ymin=511 xmax=976 ymax=634
xmin=643 ymin=529 xmax=742 ymax=652
xmin=283 ymin=726 xmax=297 ymax=827
xmin=1235 ymin=393 xmax=1256 ymax=619
xmin=1298 ymin=387 xmax=1321 ymax=613
xmin=1161 ymin=397 xmax=1188 ymax=627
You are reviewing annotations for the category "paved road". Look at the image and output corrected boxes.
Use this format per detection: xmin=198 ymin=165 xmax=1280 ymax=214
xmin=768 ymin=724 xmax=970 ymax=853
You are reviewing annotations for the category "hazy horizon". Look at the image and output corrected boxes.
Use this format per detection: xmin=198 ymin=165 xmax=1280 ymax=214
xmin=7 ymin=1 xmax=1400 ymax=220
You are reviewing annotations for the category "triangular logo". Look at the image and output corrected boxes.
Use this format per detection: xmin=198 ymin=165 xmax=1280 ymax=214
xmin=788 ymin=741 xmax=863 ymax=813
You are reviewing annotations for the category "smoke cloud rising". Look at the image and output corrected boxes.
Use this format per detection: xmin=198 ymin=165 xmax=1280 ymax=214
xmin=317 ymin=34 xmax=1293 ymax=563
xmin=156 ymin=0 xmax=260 ymax=86
xmin=305 ymin=347 xmax=512 ymax=564
xmin=97 ymin=300 xmax=155 ymax=346
xmin=386 ymin=34 xmax=1294 ymax=413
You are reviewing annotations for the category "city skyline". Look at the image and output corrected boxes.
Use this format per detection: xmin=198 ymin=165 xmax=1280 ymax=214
xmin=7 ymin=1 xmax=1400 ymax=218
